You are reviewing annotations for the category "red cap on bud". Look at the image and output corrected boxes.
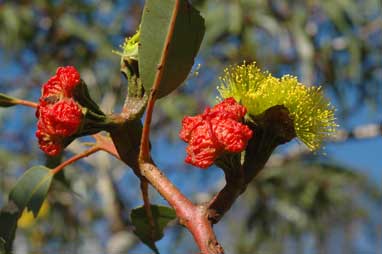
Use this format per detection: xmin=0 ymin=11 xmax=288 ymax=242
xmin=179 ymin=98 xmax=253 ymax=169
xmin=36 ymin=66 xmax=83 ymax=156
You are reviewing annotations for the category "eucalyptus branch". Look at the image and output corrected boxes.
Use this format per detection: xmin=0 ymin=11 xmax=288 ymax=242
xmin=139 ymin=162 xmax=223 ymax=254
xmin=51 ymin=146 xmax=101 ymax=175
xmin=139 ymin=90 xmax=157 ymax=162
xmin=93 ymin=134 xmax=120 ymax=159
xmin=12 ymin=99 xmax=38 ymax=108
xmin=0 ymin=92 xmax=38 ymax=108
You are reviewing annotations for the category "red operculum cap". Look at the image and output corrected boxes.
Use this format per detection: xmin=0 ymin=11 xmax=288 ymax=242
xmin=41 ymin=75 xmax=63 ymax=98
xmin=38 ymin=99 xmax=83 ymax=137
xmin=185 ymin=121 xmax=217 ymax=168
xmin=212 ymin=116 xmax=253 ymax=153
xmin=41 ymin=66 xmax=80 ymax=99
xmin=209 ymin=97 xmax=247 ymax=120
xmin=56 ymin=66 xmax=80 ymax=96
xmin=179 ymin=115 xmax=204 ymax=143
xmin=36 ymin=66 xmax=82 ymax=156
xmin=36 ymin=99 xmax=83 ymax=156
xmin=179 ymin=97 xmax=253 ymax=169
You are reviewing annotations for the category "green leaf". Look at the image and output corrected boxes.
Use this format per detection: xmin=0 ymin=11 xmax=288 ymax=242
xmin=131 ymin=205 xmax=176 ymax=253
xmin=139 ymin=0 xmax=205 ymax=98
xmin=0 ymin=93 xmax=17 ymax=107
xmin=0 ymin=166 xmax=53 ymax=253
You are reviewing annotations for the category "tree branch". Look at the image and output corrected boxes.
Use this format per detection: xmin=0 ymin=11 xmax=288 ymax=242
xmin=139 ymin=161 xmax=223 ymax=254
xmin=13 ymin=99 xmax=38 ymax=108
xmin=51 ymin=146 xmax=101 ymax=175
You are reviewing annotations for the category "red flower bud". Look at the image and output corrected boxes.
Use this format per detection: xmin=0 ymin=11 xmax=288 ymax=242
xmin=185 ymin=121 xmax=217 ymax=168
xmin=179 ymin=115 xmax=204 ymax=143
xmin=36 ymin=98 xmax=83 ymax=156
xmin=37 ymin=99 xmax=83 ymax=137
xmin=56 ymin=66 xmax=81 ymax=95
xmin=208 ymin=97 xmax=247 ymax=120
xmin=41 ymin=66 xmax=80 ymax=100
xmin=41 ymin=75 xmax=63 ymax=99
xmin=179 ymin=98 xmax=253 ymax=169
xmin=211 ymin=116 xmax=253 ymax=153
xmin=36 ymin=67 xmax=83 ymax=155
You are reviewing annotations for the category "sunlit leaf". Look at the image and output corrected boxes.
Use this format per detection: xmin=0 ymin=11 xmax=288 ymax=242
xmin=139 ymin=0 xmax=205 ymax=98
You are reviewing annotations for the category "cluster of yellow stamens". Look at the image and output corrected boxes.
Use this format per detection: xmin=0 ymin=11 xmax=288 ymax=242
xmin=218 ymin=62 xmax=338 ymax=151
xmin=113 ymin=30 xmax=140 ymax=60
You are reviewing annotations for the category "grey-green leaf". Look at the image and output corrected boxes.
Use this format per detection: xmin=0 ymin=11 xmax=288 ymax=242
xmin=139 ymin=0 xmax=205 ymax=98
xmin=0 ymin=166 xmax=53 ymax=253
xmin=0 ymin=93 xmax=17 ymax=107
xmin=131 ymin=205 xmax=176 ymax=253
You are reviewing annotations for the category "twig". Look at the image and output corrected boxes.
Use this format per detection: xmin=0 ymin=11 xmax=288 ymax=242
xmin=139 ymin=162 xmax=223 ymax=254
xmin=13 ymin=99 xmax=38 ymax=108
xmin=139 ymin=89 xmax=156 ymax=161
xmin=93 ymin=134 xmax=120 ymax=159
xmin=51 ymin=146 xmax=101 ymax=175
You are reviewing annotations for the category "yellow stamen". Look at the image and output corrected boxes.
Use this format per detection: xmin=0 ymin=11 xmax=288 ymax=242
xmin=217 ymin=62 xmax=338 ymax=151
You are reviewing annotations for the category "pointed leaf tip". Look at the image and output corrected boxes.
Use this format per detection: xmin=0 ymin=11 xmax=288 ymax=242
xmin=0 ymin=93 xmax=18 ymax=107
xmin=131 ymin=205 xmax=176 ymax=253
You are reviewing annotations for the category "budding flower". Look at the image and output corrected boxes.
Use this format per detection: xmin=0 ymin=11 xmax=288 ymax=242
xmin=36 ymin=100 xmax=83 ymax=156
xmin=218 ymin=63 xmax=337 ymax=151
xmin=38 ymin=99 xmax=83 ymax=137
xmin=179 ymin=98 xmax=253 ymax=169
xmin=41 ymin=66 xmax=81 ymax=99
xmin=36 ymin=66 xmax=84 ymax=156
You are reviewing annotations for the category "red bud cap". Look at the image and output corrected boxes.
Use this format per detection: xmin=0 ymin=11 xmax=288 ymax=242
xmin=179 ymin=98 xmax=253 ymax=169
xmin=36 ymin=66 xmax=83 ymax=156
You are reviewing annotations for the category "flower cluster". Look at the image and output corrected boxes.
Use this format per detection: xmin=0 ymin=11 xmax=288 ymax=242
xmin=179 ymin=98 xmax=253 ymax=168
xmin=36 ymin=66 xmax=83 ymax=156
xmin=218 ymin=63 xmax=337 ymax=151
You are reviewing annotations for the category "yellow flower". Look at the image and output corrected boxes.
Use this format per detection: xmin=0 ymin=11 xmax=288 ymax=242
xmin=113 ymin=29 xmax=140 ymax=61
xmin=218 ymin=62 xmax=337 ymax=151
